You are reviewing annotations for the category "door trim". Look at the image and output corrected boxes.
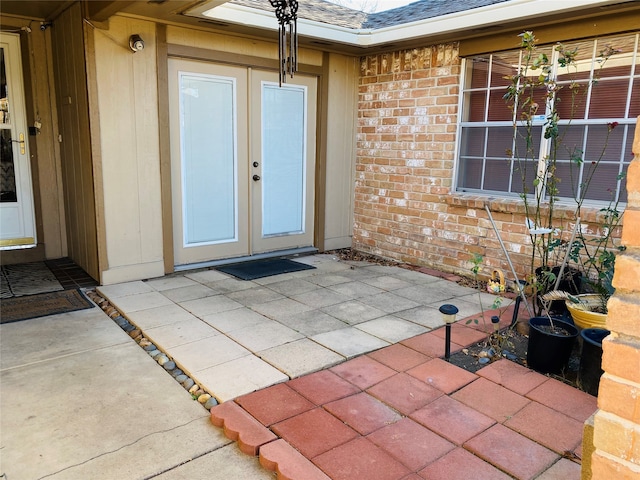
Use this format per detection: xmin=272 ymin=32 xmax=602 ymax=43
xmin=0 ymin=33 xmax=36 ymax=250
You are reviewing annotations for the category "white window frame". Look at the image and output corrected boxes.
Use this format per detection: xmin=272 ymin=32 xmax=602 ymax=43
xmin=455 ymin=33 xmax=639 ymax=205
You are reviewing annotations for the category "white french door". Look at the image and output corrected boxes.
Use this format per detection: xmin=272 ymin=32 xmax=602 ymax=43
xmin=169 ymin=59 xmax=316 ymax=266
xmin=0 ymin=33 xmax=36 ymax=249
xmin=250 ymin=71 xmax=316 ymax=255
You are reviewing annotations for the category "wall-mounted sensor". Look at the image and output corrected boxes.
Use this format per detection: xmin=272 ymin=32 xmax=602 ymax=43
xmin=129 ymin=34 xmax=145 ymax=52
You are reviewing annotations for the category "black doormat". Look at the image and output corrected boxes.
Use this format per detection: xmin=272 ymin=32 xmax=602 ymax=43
xmin=216 ymin=258 xmax=315 ymax=280
xmin=1 ymin=289 xmax=94 ymax=324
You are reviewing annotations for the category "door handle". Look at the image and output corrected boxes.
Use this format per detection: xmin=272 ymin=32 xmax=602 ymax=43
xmin=253 ymin=175 xmax=261 ymax=181
xmin=12 ymin=133 xmax=25 ymax=155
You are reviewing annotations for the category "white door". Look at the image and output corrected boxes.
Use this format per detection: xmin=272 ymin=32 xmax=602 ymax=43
xmin=169 ymin=59 xmax=316 ymax=267
xmin=250 ymin=70 xmax=316 ymax=254
xmin=0 ymin=33 xmax=36 ymax=249
xmin=169 ymin=60 xmax=249 ymax=265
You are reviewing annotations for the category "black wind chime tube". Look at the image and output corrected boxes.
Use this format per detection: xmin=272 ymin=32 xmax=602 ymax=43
xmin=291 ymin=15 xmax=298 ymax=76
xmin=270 ymin=0 xmax=298 ymax=86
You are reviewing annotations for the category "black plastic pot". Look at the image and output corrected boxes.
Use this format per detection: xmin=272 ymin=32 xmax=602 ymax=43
xmin=527 ymin=317 xmax=579 ymax=374
xmin=579 ymin=328 xmax=610 ymax=396
xmin=535 ymin=266 xmax=582 ymax=293
xmin=534 ymin=266 xmax=582 ymax=316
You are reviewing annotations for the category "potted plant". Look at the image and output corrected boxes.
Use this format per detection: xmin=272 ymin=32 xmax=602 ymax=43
xmin=501 ymin=32 xmax=623 ymax=374
xmin=566 ymin=199 xmax=624 ymax=328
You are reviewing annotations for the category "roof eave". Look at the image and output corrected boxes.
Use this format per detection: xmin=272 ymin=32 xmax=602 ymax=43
xmin=185 ymin=0 xmax=636 ymax=48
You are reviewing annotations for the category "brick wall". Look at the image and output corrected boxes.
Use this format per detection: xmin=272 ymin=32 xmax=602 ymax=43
xmin=590 ymin=118 xmax=640 ymax=479
xmin=354 ymin=43 xmax=623 ymax=283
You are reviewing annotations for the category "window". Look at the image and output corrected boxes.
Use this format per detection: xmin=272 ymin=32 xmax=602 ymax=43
xmin=456 ymin=33 xmax=639 ymax=203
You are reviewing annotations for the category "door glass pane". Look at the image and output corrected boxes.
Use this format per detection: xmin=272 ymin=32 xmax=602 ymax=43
xmin=262 ymin=83 xmax=305 ymax=237
xmin=0 ymin=47 xmax=17 ymax=203
xmin=180 ymin=73 xmax=236 ymax=245
xmin=1 ymin=129 xmax=16 ymax=202
xmin=0 ymin=48 xmax=9 ymax=124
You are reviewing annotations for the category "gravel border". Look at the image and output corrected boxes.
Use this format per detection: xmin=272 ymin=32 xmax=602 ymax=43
xmin=85 ymin=289 xmax=219 ymax=410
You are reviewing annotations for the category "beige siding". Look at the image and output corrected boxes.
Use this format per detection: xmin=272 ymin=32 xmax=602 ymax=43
xmin=91 ymin=16 xmax=164 ymax=284
xmin=324 ymin=53 xmax=358 ymax=250
xmin=28 ymin=26 xmax=67 ymax=260
xmin=51 ymin=3 xmax=99 ymax=279
xmin=166 ymin=26 xmax=323 ymax=67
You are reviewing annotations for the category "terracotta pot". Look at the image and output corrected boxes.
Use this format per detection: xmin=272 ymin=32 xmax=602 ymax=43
xmin=565 ymin=294 xmax=607 ymax=329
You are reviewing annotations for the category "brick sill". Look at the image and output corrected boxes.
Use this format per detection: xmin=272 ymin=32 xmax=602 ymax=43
xmin=445 ymin=193 xmax=623 ymax=224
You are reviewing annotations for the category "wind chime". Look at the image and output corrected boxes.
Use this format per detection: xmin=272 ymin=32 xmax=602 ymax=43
xmin=269 ymin=0 xmax=298 ymax=86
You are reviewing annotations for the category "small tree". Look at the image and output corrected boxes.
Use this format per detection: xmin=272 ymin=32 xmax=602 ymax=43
xmin=503 ymin=31 xmax=623 ymax=313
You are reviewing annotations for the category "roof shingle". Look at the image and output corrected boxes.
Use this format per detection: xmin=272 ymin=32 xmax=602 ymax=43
xmin=230 ymin=0 xmax=510 ymax=29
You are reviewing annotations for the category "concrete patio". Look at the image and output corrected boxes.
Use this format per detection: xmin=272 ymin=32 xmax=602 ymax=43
xmin=97 ymin=254 xmax=504 ymax=401
xmin=0 ymin=304 xmax=273 ymax=479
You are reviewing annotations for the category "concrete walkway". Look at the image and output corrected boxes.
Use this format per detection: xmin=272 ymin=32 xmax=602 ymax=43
xmin=0 ymin=306 xmax=273 ymax=480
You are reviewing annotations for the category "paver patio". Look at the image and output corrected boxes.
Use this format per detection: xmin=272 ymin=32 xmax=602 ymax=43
xmin=93 ymin=253 xmax=596 ymax=479
xmin=214 ymin=355 xmax=594 ymax=480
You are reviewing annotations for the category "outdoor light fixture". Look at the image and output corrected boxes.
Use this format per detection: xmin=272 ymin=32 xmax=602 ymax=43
xmin=129 ymin=34 xmax=145 ymax=52
xmin=491 ymin=315 xmax=500 ymax=333
xmin=439 ymin=304 xmax=459 ymax=361
xmin=269 ymin=0 xmax=298 ymax=85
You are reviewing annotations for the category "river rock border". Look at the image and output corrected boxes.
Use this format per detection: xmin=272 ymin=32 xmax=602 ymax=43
xmin=85 ymin=289 xmax=219 ymax=411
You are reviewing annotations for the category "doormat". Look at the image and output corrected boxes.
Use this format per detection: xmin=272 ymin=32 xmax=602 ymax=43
xmin=216 ymin=258 xmax=315 ymax=281
xmin=0 ymin=289 xmax=94 ymax=324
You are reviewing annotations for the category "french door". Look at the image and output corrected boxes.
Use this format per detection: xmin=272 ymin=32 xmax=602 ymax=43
xmin=0 ymin=33 xmax=36 ymax=249
xmin=169 ymin=59 xmax=316 ymax=266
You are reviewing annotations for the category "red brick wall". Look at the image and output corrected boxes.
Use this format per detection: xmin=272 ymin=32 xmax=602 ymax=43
xmin=354 ymin=43 xmax=622 ymax=283
xmin=591 ymin=118 xmax=640 ymax=479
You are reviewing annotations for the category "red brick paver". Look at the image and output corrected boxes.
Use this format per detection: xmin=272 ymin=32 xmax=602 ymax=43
xmin=209 ymin=401 xmax=277 ymax=456
xmin=477 ymin=358 xmax=548 ymax=395
xmin=367 ymin=417 xmax=455 ymax=471
xmin=271 ymin=407 xmax=358 ymax=458
xmin=259 ymin=439 xmax=331 ymax=480
xmin=526 ymin=378 xmax=598 ymax=422
xmin=407 ymin=357 xmax=477 ymax=394
xmin=324 ymin=392 xmax=402 ymax=435
xmin=465 ymin=423 xmax=559 ymax=480
xmin=366 ymin=343 xmax=432 ymax=371
xmin=288 ymin=369 xmax=360 ymax=405
xmin=451 ymin=377 xmax=531 ymax=422
xmin=367 ymin=372 xmax=443 ymax=415
xmin=209 ymin=322 xmax=589 ymax=480
xmin=535 ymin=458 xmax=582 ymax=479
xmin=329 ymin=355 xmax=396 ymax=389
xmin=430 ymin=323 xmax=490 ymax=347
xmin=236 ymin=383 xmax=315 ymax=426
xmin=504 ymin=401 xmax=584 ymax=454
xmin=418 ymin=447 xmax=513 ymax=480
xmin=410 ymin=395 xmax=495 ymax=445
xmin=312 ymin=437 xmax=411 ymax=480
xmin=400 ymin=331 xmax=463 ymax=357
